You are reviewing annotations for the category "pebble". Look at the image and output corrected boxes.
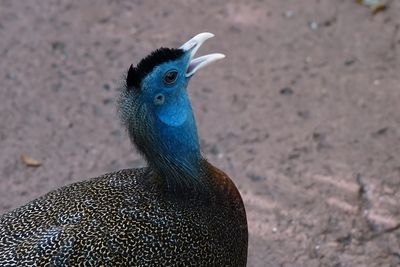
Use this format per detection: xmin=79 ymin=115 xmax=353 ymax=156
xmin=309 ymin=21 xmax=319 ymax=30
xmin=284 ymin=10 xmax=295 ymax=18
xmin=280 ymin=87 xmax=293 ymax=96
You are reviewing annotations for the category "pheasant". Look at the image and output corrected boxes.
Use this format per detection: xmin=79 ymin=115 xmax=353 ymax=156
xmin=0 ymin=32 xmax=248 ymax=266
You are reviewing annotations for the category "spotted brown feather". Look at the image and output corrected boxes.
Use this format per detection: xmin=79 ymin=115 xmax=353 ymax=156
xmin=0 ymin=164 xmax=247 ymax=266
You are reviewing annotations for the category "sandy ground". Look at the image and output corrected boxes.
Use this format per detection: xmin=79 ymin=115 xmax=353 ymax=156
xmin=1 ymin=0 xmax=399 ymax=266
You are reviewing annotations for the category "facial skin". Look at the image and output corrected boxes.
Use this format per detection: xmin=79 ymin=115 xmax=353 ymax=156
xmin=140 ymin=53 xmax=192 ymax=128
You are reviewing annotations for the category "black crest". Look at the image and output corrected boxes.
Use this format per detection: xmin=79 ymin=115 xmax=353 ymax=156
xmin=126 ymin=47 xmax=184 ymax=90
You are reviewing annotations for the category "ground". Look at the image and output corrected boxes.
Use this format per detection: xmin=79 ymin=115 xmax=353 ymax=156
xmin=0 ymin=0 xmax=399 ymax=266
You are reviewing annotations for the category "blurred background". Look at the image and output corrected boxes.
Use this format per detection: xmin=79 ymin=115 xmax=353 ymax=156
xmin=0 ymin=0 xmax=399 ymax=266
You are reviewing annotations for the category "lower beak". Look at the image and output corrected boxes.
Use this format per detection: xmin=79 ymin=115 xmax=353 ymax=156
xmin=180 ymin=32 xmax=225 ymax=77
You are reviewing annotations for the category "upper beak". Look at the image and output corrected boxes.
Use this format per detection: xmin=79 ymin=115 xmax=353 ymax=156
xmin=180 ymin=32 xmax=225 ymax=77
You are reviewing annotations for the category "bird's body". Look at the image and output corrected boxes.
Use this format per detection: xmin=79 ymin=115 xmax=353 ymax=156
xmin=0 ymin=164 xmax=246 ymax=266
xmin=0 ymin=33 xmax=248 ymax=266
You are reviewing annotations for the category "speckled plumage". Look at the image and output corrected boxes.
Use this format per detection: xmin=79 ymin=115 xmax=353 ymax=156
xmin=0 ymin=164 xmax=247 ymax=266
xmin=0 ymin=33 xmax=248 ymax=266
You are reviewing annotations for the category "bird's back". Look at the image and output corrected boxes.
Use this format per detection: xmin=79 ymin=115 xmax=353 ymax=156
xmin=0 ymin=164 xmax=247 ymax=266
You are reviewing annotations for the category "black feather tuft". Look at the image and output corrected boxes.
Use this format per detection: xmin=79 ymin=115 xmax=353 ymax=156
xmin=126 ymin=47 xmax=185 ymax=90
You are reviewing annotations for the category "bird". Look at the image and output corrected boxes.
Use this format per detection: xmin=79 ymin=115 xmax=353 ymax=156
xmin=0 ymin=32 xmax=248 ymax=266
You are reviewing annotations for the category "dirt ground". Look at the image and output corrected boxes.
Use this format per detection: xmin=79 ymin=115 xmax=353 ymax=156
xmin=0 ymin=0 xmax=399 ymax=266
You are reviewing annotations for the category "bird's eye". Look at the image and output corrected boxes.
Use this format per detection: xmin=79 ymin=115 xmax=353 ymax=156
xmin=163 ymin=70 xmax=178 ymax=85
xmin=154 ymin=93 xmax=165 ymax=105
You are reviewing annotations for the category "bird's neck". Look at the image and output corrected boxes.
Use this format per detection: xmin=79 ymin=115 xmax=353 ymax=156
xmin=144 ymin=109 xmax=205 ymax=193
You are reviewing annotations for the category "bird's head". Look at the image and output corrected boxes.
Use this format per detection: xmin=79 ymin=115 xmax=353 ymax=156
xmin=119 ymin=33 xmax=224 ymax=186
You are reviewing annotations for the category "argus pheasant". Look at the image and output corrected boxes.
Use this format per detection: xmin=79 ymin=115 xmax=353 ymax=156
xmin=0 ymin=33 xmax=248 ymax=266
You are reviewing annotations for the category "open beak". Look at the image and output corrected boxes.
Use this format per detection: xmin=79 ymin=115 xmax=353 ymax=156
xmin=180 ymin=32 xmax=225 ymax=77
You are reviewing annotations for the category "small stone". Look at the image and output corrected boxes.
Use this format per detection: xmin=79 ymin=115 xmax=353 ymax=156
xmin=323 ymin=18 xmax=336 ymax=27
xmin=309 ymin=21 xmax=319 ymax=30
xmin=297 ymin=110 xmax=310 ymax=119
xmin=284 ymin=10 xmax=295 ymax=18
xmin=344 ymin=58 xmax=356 ymax=66
xmin=288 ymin=153 xmax=300 ymax=160
xmin=51 ymin=41 xmax=66 ymax=51
xmin=280 ymin=87 xmax=293 ymax=95
xmin=272 ymin=227 xmax=277 ymax=233
xmin=372 ymin=127 xmax=388 ymax=137
xmin=336 ymin=234 xmax=352 ymax=246
xmin=248 ymin=174 xmax=266 ymax=182
xmin=6 ymin=73 xmax=16 ymax=80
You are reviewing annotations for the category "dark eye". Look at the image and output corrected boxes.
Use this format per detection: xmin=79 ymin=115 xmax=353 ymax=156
xmin=154 ymin=93 xmax=165 ymax=105
xmin=163 ymin=70 xmax=178 ymax=84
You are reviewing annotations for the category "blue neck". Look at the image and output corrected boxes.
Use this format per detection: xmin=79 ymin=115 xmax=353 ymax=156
xmin=148 ymin=91 xmax=203 ymax=187
xmin=156 ymin=113 xmax=201 ymax=171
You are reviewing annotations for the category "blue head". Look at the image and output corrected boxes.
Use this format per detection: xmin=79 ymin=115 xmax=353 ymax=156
xmin=119 ymin=33 xmax=225 ymax=192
